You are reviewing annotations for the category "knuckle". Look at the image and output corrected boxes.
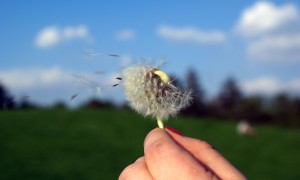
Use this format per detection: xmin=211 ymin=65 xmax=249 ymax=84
xmin=146 ymin=139 xmax=168 ymax=157
xmin=119 ymin=164 xmax=135 ymax=180
xmin=145 ymin=138 xmax=185 ymax=162
xmin=135 ymin=156 xmax=145 ymax=163
xmin=196 ymin=140 xmax=214 ymax=150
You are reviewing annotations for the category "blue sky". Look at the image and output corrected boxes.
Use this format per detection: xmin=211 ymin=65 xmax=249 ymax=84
xmin=1 ymin=0 xmax=300 ymax=106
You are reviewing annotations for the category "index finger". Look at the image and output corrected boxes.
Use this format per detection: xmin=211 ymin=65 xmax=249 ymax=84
xmin=166 ymin=128 xmax=247 ymax=180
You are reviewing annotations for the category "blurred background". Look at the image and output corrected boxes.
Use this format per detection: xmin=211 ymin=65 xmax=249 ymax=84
xmin=0 ymin=0 xmax=300 ymax=179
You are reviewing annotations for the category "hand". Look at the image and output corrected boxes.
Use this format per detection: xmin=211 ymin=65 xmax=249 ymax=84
xmin=119 ymin=128 xmax=246 ymax=180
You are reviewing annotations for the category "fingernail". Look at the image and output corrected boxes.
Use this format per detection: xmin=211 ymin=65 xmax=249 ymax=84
xmin=166 ymin=126 xmax=184 ymax=136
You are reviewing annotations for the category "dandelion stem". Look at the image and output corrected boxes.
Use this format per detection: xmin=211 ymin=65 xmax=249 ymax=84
xmin=157 ymin=116 xmax=164 ymax=129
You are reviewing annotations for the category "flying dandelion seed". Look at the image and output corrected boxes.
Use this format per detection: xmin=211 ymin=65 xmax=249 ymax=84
xmin=70 ymin=94 xmax=78 ymax=101
xmin=17 ymin=95 xmax=30 ymax=101
xmin=82 ymin=50 xmax=103 ymax=59
xmin=83 ymin=49 xmax=120 ymax=60
xmin=72 ymin=74 xmax=103 ymax=98
xmin=70 ymin=49 xmax=128 ymax=102
xmin=111 ymin=77 xmax=123 ymax=87
xmin=73 ymin=74 xmax=98 ymax=88
xmin=122 ymin=64 xmax=192 ymax=128
xmin=108 ymin=54 xmax=120 ymax=58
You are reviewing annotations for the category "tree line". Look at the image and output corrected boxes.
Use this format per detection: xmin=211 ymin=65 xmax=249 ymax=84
xmin=1 ymin=69 xmax=300 ymax=128
xmin=179 ymin=69 xmax=300 ymax=128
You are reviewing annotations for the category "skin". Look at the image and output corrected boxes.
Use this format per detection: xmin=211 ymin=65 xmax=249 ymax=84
xmin=119 ymin=128 xmax=247 ymax=180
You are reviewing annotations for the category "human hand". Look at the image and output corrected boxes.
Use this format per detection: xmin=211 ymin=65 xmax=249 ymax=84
xmin=119 ymin=128 xmax=246 ymax=180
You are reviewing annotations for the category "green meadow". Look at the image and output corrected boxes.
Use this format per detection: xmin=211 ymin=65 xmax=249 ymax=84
xmin=0 ymin=108 xmax=299 ymax=179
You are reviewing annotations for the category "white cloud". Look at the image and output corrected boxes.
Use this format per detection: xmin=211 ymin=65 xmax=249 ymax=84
xmin=241 ymin=77 xmax=300 ymax=94
xmin=0 ymin=67 xmax=118 ymax=92
xmin=0 ymin=67 xmax=77 ymax=106
xmin=115 ymin=29 xmax=135 ymax=41
xmin=235 ymin=2 xmax=300 ymax=61
xmin=0 ymin=67 xmax=73 ymax=89
xmin=0 ymin=67 xmax=124 ymax=106
xmin=235 ymin=1 xmax=299 ymax=37
xmin=248 ymin=34 xmax=300 ymax=61
xmin=35 ymin=25 xmax=90 ymax=48
xmin=63 ymin=25 xmax=89 ymax=39
xmin=289 ymin=79 xmax=300 ymax=90
xmin=242 ymin=77 xmax=281 ymax=94
xmin=35 ymin=26 xmax=61 ymax=48
xmin=157 ymin=25 xmax=226 ymax=44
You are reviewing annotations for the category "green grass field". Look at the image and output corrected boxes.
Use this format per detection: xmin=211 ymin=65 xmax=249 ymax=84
xmin=0 ymin=108 xmax=299 ymax=179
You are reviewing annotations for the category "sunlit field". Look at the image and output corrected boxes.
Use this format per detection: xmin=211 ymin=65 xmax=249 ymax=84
xmin=0 ymin=108 xmax=299 ymax=179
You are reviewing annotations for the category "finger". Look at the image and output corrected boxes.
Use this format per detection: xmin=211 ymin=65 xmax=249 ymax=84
xmin=119 ymin=157 xmax=153 ymax=180
xmin=166 ymin=129 xmax=247 ymax=180
xmin=144 ymin=128 xmax=214 ymax=180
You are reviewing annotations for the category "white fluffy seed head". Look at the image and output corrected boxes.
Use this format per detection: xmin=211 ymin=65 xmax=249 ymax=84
xmin=122 ymin=64 xmax=192 ymax=120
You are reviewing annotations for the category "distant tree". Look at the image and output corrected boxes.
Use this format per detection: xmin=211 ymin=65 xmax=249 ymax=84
xmin=80 ymin=98 xmax=114 ymax=109
xmin=215 ymin=77 xmax=242 ymax=119
xmin=291 ymin=97 xmax=300 ymax=127
xmin=269 ymin=93 xmax=299 ymax=127
xmin=181 ymin=69 xmax=207 ymax=116
xmin=264 ymin=93 xmax=300 ymax=127
xmin=239 ymin=95 xmax=272 ymax=124
xmin=52 ymin=101 xmax=67 ymax=109
xmin=0 ymin=82 xmax=15 ymax=110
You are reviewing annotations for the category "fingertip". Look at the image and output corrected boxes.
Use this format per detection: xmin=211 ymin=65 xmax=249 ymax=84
xmin=144 ymin=128 xmax=166 ymax=149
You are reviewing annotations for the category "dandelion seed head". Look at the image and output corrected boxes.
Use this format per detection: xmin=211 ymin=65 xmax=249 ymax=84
xmin=123 ymin=64 xmax=192 ymax=120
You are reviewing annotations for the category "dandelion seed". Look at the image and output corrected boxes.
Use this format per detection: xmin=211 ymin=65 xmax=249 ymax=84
xmin=21 ymin=96 xmax=30 ymax=99
xmin=70 ymin=94 xmax=78 ymax=101
xmin=82 ymin=50 xmax=103 ymax=60
xmin=73 ymin=74 xmax=102 ymax=97
xmin=108 ymin=54 xmax=120 ymax=57
xmin=122 ymin=64 xmax=192 ymax=128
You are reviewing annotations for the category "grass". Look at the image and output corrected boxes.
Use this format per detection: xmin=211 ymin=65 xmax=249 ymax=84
xmin=0 ymin=108 xmax=300 ymax=179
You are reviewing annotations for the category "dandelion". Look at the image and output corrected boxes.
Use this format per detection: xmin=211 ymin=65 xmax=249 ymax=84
xmin=122 ymin=64 xmax=192 ymax=128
